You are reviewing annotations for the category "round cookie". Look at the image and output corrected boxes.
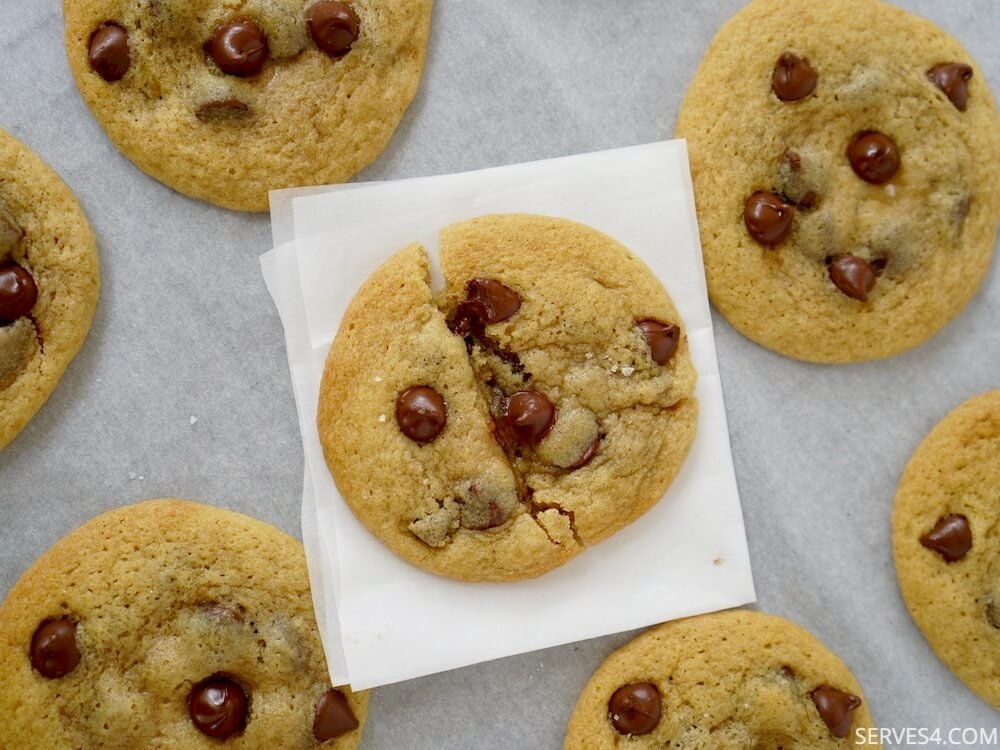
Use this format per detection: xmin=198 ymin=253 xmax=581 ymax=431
xmin=0 ymin=127 xmax=99 ymax=450
xmin=892 ymin=390 xmax=1000 ymax=710
xmin=0 ymin=500 xmax=369 ymax=748
xmin=63 ymin=0 xmax=433 ymax=212
xmin=565 ymin=610 xmax=880 ymax=748
xmin=675 ymin=0 xmax=1000 ymax=363
xmin=318 ymin=214 xmax=698 ymax=582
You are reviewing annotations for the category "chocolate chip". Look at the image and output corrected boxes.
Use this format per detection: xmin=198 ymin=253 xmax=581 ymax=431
xmin=928 ymin=63 xmax=973 ymax=111
xmin=499 ymin=391 xmax=555 ymax=446
xmin=986 ymin=599 xmax=1000 ymax=629
xmin=188 ymin=677 xmax=248 ymax=739
xmin=209 ymin=20 xmax=269 ymax=77
xmin=848 ymin=132 xmax=900 ymax=184
xmin=0 ymin=262 xmax=38 ymax=325
xmin=313 ymin=688 xmax=359 ymax=741
xmin=919 ymin=514 xmax=972 ymax=562
xmin=744 ymin=192 xmax=794 ymax=245
xmin=463 ymin=278 xmax=522 ymax=325
xmin=195 ymin=99 xmax=252 ymax=121
xmin=772 ymin=52 xmax=817 ymax=101
xmin=811 ymin=686 xmax=861 ymax=738
xmin=637 ymin=320 xmax=680 ymax=365
xmin=828 ymin=255 xmax=876 ymax=302
xmin=198 ymin=602 xmax=245 ymax=623
xmin=396 ymin=386 xmax=447 ymax=443
xmin=796 ymin=191 xmax=818 ymax=209
xmin=307 ymin=2 xmax=360 ymax=57
xmin=608 ymin=683 xmax=661 ymax=736
xmin=88 ymin=24 xmax=130 ymax=82
xmin=567 ymin=434 xmax=601 ymax=470
xmin=30 ymin=618 xmax=81 ymax=678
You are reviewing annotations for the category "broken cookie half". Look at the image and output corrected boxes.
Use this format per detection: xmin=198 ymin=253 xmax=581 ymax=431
xmin=318 ymin=214 xmax=698 ymax=582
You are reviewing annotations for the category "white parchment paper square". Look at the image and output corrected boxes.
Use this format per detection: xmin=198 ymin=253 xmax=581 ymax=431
xmin=262 ymin=141 xmax=756 ymax=690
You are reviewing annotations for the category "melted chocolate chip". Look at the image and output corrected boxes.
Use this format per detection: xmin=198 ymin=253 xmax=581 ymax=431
xmin=461 ymin=278 xmax=522 ymax=325
xmin=772 ymin=52 xmax=818 ymax=101
xmin=744 ymin=192 xmax=794 ymax=245
xmin=499 ymin=391 xmax=555 ymax=446
xmin=608 ymin=683 xmax=661 ymax=736
xmin=188 ymin=677 xmax=248 ymax=739
xmin=307 ymin=2 xmax=361 ymax=57
xmin=567 ymin=434 xmax=601 ymax=471
xmin=0 ymin=262 xmax=38 ymax=325
xmin=811 ymin=686 xmax=861 ymax=738
xmin=89 ymin=24 xmax=130 ymax=82
xmin=848 ymin=132 xmax=900 ymax=184
xmin=919 ymin=515 xmax=972 ymax=562
xmin=195 ymin=99 xmax=251 ymax=121
xmin=986 ymin=599 xmax=1000 ymax=629
xmin=828 ymin=256 xmax=876 ymax=302
xmin=637 ymin=320 xmax=680 ymax=365
xmin=448 ymin=280 xmax=526 ymax=377
xmin=313 ymin=689 xmax=359 ymax=741
xmin=396 ymin=386 xmax=447 ymax=443
xmin=30 ymin=618 xmax=81 ymax=678
xmin=928 ymin=63 xmax=973 ymax=111
xmin=209 ymin=20 xmax=269 ymax=77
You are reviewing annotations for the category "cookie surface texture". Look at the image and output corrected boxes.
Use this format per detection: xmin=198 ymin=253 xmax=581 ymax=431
xmin=63 ymin=0 xmax=433 ymax=211
xmin=892 ymin=390 xmax=1000 ymax=710
xmin=0 ymin=127 xmax=99 ymax=450
xmin=675 ymin=0 xmax=1000 ymax=363
xmin=318 ymin=214 xmax=698 ymax=582
xmin=565 ymin=609 xmax=880 ymax=749
xmin=0 ymin=499 xmax=369 ymax=748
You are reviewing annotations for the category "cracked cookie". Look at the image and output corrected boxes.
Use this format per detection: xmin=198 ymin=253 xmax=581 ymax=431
xmin=318 ymin=214 xmax=698 ymax=582
xmin=0 ymin=127 xmax=99 ymax=451
xmin=63 ymin=0 xmax=432 ymax=211
xmin=565 ymin=610 xmax=879 ymax=749
xmin=675 ymin=0 xmax=1000 ymax=363
xmin=0 ymin=499 xmax=369 ymax=748
xmin=892 ymin=390 xmax=1000 ymax=710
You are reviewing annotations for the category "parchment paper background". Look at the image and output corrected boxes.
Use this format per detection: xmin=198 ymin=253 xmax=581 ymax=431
xmin=0 ymin=1 xmax=997 ymax=747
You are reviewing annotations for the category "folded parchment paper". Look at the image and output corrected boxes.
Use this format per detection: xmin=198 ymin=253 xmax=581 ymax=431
xmin=261 ymin=141 xmax=755 ymax=689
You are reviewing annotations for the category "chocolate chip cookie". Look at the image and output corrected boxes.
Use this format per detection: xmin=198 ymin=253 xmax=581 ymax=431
xmin=63 ymin=0 xmax=432 ymax=211
xmin=318 ymin=214 xmax=698 ymax=582
xmin=892 ymin=390 xmax=1000 ymax=710
xmin=0 ymin=127 xmax=99 ymax=451
xmin=0 ymin=500 xmax=368 ymax=747
xmin=565 ymin=610 xmax=879 ymax=748
xmin=675 ymin=0 xmax=1000 ymax=363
